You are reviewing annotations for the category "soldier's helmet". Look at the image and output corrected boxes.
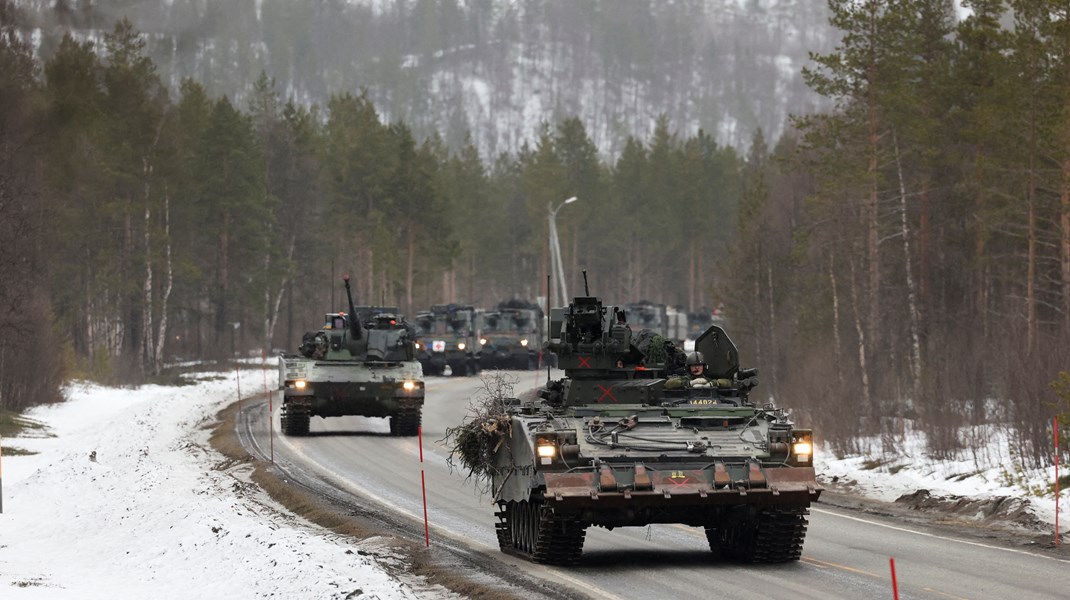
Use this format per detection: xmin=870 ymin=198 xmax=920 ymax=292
xmin=685 ymin=351 xmax=706 ymax=367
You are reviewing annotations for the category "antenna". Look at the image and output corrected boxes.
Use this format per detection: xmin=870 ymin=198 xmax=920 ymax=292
xmin=582 ymin=269 xmax=590 ymax=296
xmin=546 ymin=273 xmax=552 ymax=386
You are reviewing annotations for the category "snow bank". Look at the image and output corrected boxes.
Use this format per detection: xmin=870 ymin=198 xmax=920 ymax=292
xmin=0 ymin=372 xmax=419 ymax=599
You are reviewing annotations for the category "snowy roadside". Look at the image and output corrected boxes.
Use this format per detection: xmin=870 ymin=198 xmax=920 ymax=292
xmin=0 ymin=371 xmax=441 ymax=600
xmin=816 ymin=421 xmax=1064 ymax=535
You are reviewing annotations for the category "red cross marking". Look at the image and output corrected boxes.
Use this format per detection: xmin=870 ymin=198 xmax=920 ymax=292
xmin=577 ymin=355 xmax=592 ymax=368
xmin=597 ymin=384 xmax=617 ymax=403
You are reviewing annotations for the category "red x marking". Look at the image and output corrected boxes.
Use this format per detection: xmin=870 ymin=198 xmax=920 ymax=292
xmin=597 ymin=384 xmax=617 ymax=403
xmin=577 ymin=355 xmax=592 ymax=368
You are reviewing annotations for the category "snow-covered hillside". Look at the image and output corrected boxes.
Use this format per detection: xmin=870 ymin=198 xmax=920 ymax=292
xmin=10 ymin=0 xmax=836 ymax=156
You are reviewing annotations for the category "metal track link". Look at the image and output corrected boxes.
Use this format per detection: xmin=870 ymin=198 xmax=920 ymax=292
xmin=495 ymin=500 xmax=587 ymax=566
xmin=751 ymin=507 xmax=808 ymax=563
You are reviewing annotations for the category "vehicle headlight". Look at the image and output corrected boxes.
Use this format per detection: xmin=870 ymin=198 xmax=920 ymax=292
xmin=792 ymin=430 xmax=813 ymax=463
xmin=415 ymin=342 xmax=421 ymax=349
xmin=537 ymin=444 xmax=556 ymax=459
xmin=402 ymin=381 xmax=416 ymax=391
xmin=457 ymin=342 xmax=466 ymax=350
xmin=520 ymin=339 xmax=529 ymax=347
xmin=294 ymin=380 xmax=307 ymax=390
xmin=480 ymin=338 xmax=487 ymax=345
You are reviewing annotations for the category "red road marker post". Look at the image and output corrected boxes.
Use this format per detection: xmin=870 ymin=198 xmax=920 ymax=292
xmin=262 ymin=349 xmax=274 ymax=464
xmin=235 ymin=363 xmax=242 ymax=410
xmin=889 ymin=557 xmax=899 ymax=600
xmin=419 ymin=426 xmax=430 ymax=547
xmin=1056 ymin=415 xmax=1060 ymax=546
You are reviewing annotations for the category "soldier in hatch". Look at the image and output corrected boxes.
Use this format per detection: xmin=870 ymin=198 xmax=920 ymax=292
xmin=665 ymin=351 xmax=712 ymax=389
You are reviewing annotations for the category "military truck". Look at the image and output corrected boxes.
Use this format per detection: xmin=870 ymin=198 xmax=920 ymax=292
xmin=413 ymin=304 xmax=481 ymax=376
xmin=277 ymin=276 xmax=424 ymax=436
xmin=478 ymin=290 xmax=820 ymax=565
xmin=479 ymin=300 xmax=544 ymax=370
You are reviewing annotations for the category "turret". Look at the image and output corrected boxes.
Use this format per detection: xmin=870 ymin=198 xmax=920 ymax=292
xmin=546 ymin=295 xmax=633 ymax=376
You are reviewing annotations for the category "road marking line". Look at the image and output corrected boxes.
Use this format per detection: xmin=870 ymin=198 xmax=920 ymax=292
xmin=802 ymin=556 xmax=878 ymax=578
xmin=922 ymin=587 xmax=970 ymax=600
xmin=812 ymin=507 xmax=1070 ymax=562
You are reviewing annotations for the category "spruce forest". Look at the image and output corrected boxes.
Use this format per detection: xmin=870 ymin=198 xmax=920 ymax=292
xmin=1 ymin=0 xmax=1068 ymax=466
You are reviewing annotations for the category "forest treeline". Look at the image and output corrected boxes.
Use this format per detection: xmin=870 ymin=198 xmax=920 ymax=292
xmin=0 ymin=11 xmax=741 ymax=403
xmin=2 ymin=1 xmax=1068 ymax=467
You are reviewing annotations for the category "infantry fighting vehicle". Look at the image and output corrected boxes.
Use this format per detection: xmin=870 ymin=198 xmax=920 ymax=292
xmin=485 ymin=286 xmax=820 ymax=565
xmin=414 ymin=304 xmax=481 ymax=376
xmin=479 ymin=300 xmax=544 ymax=370
xmin=278 ymin=276 xmax=424 ymax=436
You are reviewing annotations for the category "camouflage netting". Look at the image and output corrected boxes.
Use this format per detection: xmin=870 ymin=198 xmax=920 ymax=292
xmin=443 ymin=372 xmax=519 ymax=492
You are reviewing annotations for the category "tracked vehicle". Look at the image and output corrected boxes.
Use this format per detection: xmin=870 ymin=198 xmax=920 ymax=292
xmin=486 ymin=286 xmax=820 ymax=565
xmin=278 ymin=276 xmax=424 ymax=436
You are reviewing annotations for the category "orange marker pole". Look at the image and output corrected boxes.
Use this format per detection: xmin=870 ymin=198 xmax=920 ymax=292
xmin=419 ymin=426 xmax=429 ymax=548
xmin=263 ymin=349 xmax=274 ymax=464
xmin=1056 ymin=415 xmax=1060 ymax=546
xmin=235 ymin=363 xmax=242 ymax=410
xmin=889 ymin=557 xmax=899 ymax=600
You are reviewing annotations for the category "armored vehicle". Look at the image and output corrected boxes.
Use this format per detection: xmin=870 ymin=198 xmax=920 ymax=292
xmin=479 ymin=300 xmax=544 ymax=370
xmin=414 ymin=304 xmax=481 ymax=376
xmin=278 ymin=276 xmax=424 ymax=436
xmin=483 ymin=291 xmax=820 ymax=565
xmin=624 ymin=301 xmax=668 ymax=338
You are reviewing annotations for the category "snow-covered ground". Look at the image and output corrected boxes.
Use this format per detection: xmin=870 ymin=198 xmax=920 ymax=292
xmin=0 ymin=369 xmax=436 ymax=600
xmin=0 ymin=370 xmax=1063 ymax=598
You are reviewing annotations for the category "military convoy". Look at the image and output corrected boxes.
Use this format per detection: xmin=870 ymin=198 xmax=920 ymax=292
xmin=473 ymin=288 xmax=820 ymax=565
xmin=478 ymin=300 xmax=544 ymax=370
xmin=277 ymin=276 xmax=425 ymax=436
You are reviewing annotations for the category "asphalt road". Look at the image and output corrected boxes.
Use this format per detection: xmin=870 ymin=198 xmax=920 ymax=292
xmin=239 ymin=373 xmax=1070 ymax=600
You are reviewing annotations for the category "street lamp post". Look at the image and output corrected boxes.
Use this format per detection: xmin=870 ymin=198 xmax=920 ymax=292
xmin=548 ymin=196 xmax=578 ymax=307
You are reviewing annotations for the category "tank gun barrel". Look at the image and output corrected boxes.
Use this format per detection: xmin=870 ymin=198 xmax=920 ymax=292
xmin=343 ymin=274 xmax=363 ymax=340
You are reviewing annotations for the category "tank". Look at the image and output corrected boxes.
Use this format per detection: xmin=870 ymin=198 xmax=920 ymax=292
xmin=457 ymin=288 xmax=820 ymax=565
xmin=413 ymin=304 xmax=482 ymax=376
xmin=277 ymin=275 xmax=424 ymax=436
xmin=478 ymin=300 xmax=544 ymax=370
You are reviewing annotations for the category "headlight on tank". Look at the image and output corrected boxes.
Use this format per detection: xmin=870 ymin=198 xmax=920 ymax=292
xmin=792 ymin=430 xmax=814 ymax=464
xmin=480 ymin=338 xmax=488 ymax=345
xmin=535 ymin=434 xmax=558 ymax=464
xmin=414 ymin=342 xmax=421 ymax=349
xmin=520 ymin=339 xmax=529 ymax=347
xmin=293 ymin=380 xmax=307 ymax=390
xmin=402 ymin=381 xmax=416 ymax=391
xmin=457 ymin=342 xmax=466 ymax=350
